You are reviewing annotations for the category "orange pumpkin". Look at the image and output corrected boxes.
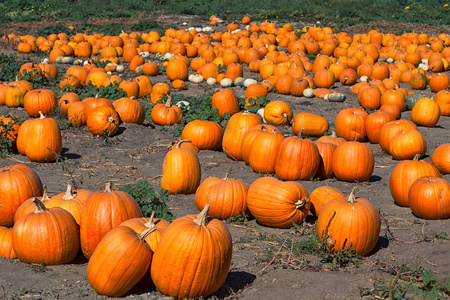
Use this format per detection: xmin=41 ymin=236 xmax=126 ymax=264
xmin=409 ymin=177 xmax=450 ymax=220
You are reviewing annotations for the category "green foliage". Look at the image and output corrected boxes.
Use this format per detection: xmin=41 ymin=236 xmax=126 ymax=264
xmin=75 ymin=82 xmax=128 ymax=100
xmin=225 ymin=212 xmax=249 ymax=225
xmin=238 ymin=96 xmax=270 ymax=114
xmin=36 ymin=24 xmax=75 ymax=37
xmin=131 ymin=19 xmax=162 ymax=32
xmin=0 ymin=116 xmax=23 ymax=158
xmin=0 ymin=54 xmax=21 ymax=81
xmin=118 ymin=181 xmax=175 ymax=221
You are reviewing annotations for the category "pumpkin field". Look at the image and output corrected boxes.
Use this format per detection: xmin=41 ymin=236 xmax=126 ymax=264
xmin=0 ymin=5 xmax=450 ymax=299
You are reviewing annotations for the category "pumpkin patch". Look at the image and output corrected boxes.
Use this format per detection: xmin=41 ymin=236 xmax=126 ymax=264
xmin=0 ymin=11 xmax=450 ymax=300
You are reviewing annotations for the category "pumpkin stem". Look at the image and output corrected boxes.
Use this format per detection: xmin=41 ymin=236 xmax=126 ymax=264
xmin=41 ymin=185 xmax=50 ymax=202
xmin=105 ymin=182 xmax=112 ymax=193
xmin=413 ymin=153 xmax=421 ymax=161
xmin=62 ymin=183 xmax=75 ymax=200
xmin=331 ymin=128 xmax=337 ymax=138
xmin=194 ymin=204 xmax=210 ymax=226
xmin=175 ymin=139 xmax=192 ymax=149
xmin=33 ymin=198 xmax=48 ymax=214
xmin=347 ymin=186 xmax=358 ymax=204
xmin=38 ymin=111 xmax=45 ymax=119
xmin=144 ymin=211 xmax=156 ymax=228
xmin=297 ymin=128 xmax=305 ymax=139
xmin=137 ymin=227 xmax=157 ymax=241
xmin=295 ymin=197 xmax=308 ymax=209
xmin=224 ymin=172 xmax=230 ymax=180
xmin=108 ymin=116 xmax=114 ymax=123
xmin=164 ymin=96 xmax=172 ymax=107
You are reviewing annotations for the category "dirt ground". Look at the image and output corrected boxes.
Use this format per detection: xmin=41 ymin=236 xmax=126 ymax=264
xmin=1 ymin=16 xmax=450 ymax=300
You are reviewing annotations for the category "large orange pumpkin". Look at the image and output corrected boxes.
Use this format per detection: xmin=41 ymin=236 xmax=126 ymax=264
xmin=409 ymin=176 xmax=450 ymax=220
xmin=246 ymin=177 xmax=310 ymax=228
xmin=151 ymin=204 xmax=232 ymax=299
xmin=331 ymin=141 xmax=374 ymax=182
xmin=432 ymin=143 xmax=450 ymax=175
xmin=316 ymin=187 xmax=381 ymax=256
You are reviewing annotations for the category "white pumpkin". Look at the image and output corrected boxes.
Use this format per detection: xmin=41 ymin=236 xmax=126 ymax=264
xmin=243 ymin=78 xmax=257 ymax=87
xmin=220 ymin=78 xmax=233 ymax=87
xmin=303 ymin=88 xmax=314 ymax=98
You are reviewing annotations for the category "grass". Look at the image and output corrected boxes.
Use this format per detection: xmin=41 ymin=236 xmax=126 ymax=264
xmin=1 ymin=0 xmax=449 ymax=33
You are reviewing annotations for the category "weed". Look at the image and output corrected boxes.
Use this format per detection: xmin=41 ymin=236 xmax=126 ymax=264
xmin=225 ymin=213 xmax=249 ymax=226
xmin=0 ymin=116 xmax=23 ymax=158
xmin=0 ymin=54 xmax=22 ymax=82
xmin=30 ymin=262 xmax=47 ymax=273
xmin=119 ymin=181 xmax=175 ymax=221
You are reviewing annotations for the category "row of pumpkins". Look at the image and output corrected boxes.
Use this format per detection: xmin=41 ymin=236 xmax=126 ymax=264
xmin=0 ymin=19 xmax=449 ymax=299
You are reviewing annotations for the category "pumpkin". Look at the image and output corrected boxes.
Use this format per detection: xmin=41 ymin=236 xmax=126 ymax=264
xmin=245 ymin=83 xmax=267 ymax=107
xmin=65 ymin=66 xmax=90 ymax=84
xmin=211 ymin=88 xmax=240 ymax=118
xmin=58 ymin=92 xmax=81 ymax=116
xmin=314 ymin=141 xmax=337 ymax=179
xmin=339 ymin=68 xmax=358 ymax=85
xmin=181 ymin=120 xmax=223 ymax=151
xmin=434 ymin=90 xmax=450 ymax=116
xmin=16 ymin=112 xmax=62 ymax=162
xmin=410 ymin=97 xmax=440 ymax=127
xmin=166 ymin=59 xmax=189 ymax=81
xmin=317 ymin=128 xmax=346 ymax=147
xmin=365 ymin=111 xmax=396 ymax=144
xmin=0 ymin=116 xmax=21 ymax=148
xmin=241 ymin=124 xmax=283 ymax=165
xmin=0 ymin=226 xmax=16 ymax=259
xmin=23 ymin=89 xmax=57 ymax=117
xmin=86 ymin=106 xmax=120 ymax=137
xmin=334 ymin=107 xmax=368 ymax=141
xmin=378 ymin=119 xmax=417 ymax=153
xmin=150 ymin=82 xmax=170 ymax=104
xmin=45 ymin=184 xmax=93 ymax=225
xmin=388 ymin=129 xmax=427 ymax=160
xmin=13 ymin=185 xmax=50 ymax=223
xmin=316 ymin=187 xmax=381 ymax=256
xmin=4 ymin=84 xmax=27 ymax=108
xmin=87 ymin=226 xmax=154 ymax=297
xmin=142 ymin=62 xmax=159 ymax=76
xmin=263 ymin=100 xmax=293 ymax=126
xmin=248 ymin=128 xmax=285 ymax=174
xmin=0 ymin=164 xmax=43 ymax=227
xmin=12 ymin=198 xmax=79 ymax=265
xmin=161 ymin=140 xmax=201 ymax=194
xmin=432 ymin=143 xmax=450 ymax=175
xmin=151 ymin=96 xmax=183 ymax=126
xmin=19 ymin=62 xmax=42 ymax=78
xmin=292 ymin=112 xmax=328 ymax=136
xmin=83 ymin=95 xmax=114 ymax=118
xmin=409 ymin=176 xmax=450 ymax=220
xmin=80 ymin=182 xmax=143 ymax=259
xmin=390 ymin=154 xmax=441 ymax=207
xmin=331 ymin=141 xmax=374 ymax=182
xmin=113 ymin=97 xmax=145 ymax=125
xmin=275 ymin=129 xmax=320 ymax=181
xmin=195 ymin=172 xmax=249 ymax=220
xmin=410 ymin=72 xmax=427 ymax=90
xmin=246 ymin=177 xmax=310 ymax=228
xmin=429 ymin=73 xmax=449 ymax=93
xmin=67 ymin=102 xmax=87 ymax=126
xmin=358 ymin=83 xmax=381 ymax=110
xmin=172 ymin=79 xmax=186 ymax=90
xmin=222 ymin=112 xmax=262 ymax=161
xmin=119 ymin=212 xmax=170 ymax=252
xmin=59 ymin=74 xmax=81 ymax=91
xmin=133 ymin=75 xmax=153 ymax=98
xmin=313 ymin=69 xmax=335 ymax=88
xmin=309 ymin=186 xmax=345 ymax=218
xmin=150 ymin=204 xmax=232 ymax=299
xmin=380 ymin=87 xmax=406 ymax=112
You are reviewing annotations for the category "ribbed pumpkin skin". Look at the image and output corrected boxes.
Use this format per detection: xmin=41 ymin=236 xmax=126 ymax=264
xmin=80 ymin=184 xmax=143 ymax=259
xmin=181 ymin=120 xmax=223 ymax=150
xmin=365 ymin=111 xmax=396 ymax=144
xmin=12 ymin=205 xmax=79 ymax=265
xmin=388 ymin=130 xmax=427 ymax=160
xmin=86 ymin=106 xmax=120 ymax=137
xmin=432 ymin=143 xmax=450 ymax=174
xmin=211 ymin=88 xmax=239 ymax=118
xmin=241 ymin=125 xmax=282 ymax=165
xmin=248 ymin=130 xmax=284 ymax=174
xmin=275 ymin=135 xmax=320 ymax=181
xmin=378 ymin=119 xmax=417 ymax=153
xmin=314 ymin=141 xmax=337 ymax=179
xmin=410 ymin=97 xmax=441 ymax=127
xmin=332 ymin=141 xmax=374 ymax=182
xmin=316 ymin=191 xmax=381 ymax=256
xmin=292 ymin=112 xmax=328 ymax=137
xmin=390 ymin=157 xmax=441 ymax=207
xmin=195 ymin=175 xmax=249 ymax=220
xmin=113 ymin=97 xmax=145 ymax=125
xmin=14 ymin=188 xmax=50 ymax=223
xmin=150 ymin=208 xmax=232 ymax=299
xmin=246 ymin=177 xmax=310 ymax=228
xmin=23 ymin=89 xmax=57 ymax=117
xmin=0 ymin=164 xmax=43 ymax=227
xmin=309 ymin=186 xmax=345 ymax=218
xmin=16 ymin=114 xmax=62 ymax=162
xmin=334 ymin=107 xmax=368 ymax=141
xmin=87 ymin=226 xmax=153 ymax=297
xmin=222 ymin=112 xmax=262 ymax=161
xmin=0 ymin=226 xmax=17 ymax=258
xmin=161 ymin=146 xmax=201 ymax=194
xmin=409 ymin=176 xmax=450 ymax=220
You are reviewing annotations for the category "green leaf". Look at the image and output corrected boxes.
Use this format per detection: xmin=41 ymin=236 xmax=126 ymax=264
xmin=422 ymin=270 xmax=436 ymax=286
